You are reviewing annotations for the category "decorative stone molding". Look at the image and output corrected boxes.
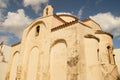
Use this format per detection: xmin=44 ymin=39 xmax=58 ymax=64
xmin=84 ymin=34 xmax=100 ymax=42
xmin=11 ymin=42 xmax=21 ymax=47
xmin=53 ymin=15 xmax=66 ymax=23
xmin=81 ymin=18 xmax=102 ymax=29
xmin=51 ymin=19 xmax=78 ymax=32
xmin=95 ymin=30 xmax=113 ymax=38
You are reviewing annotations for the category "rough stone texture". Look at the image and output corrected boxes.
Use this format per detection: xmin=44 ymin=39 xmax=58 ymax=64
xmin=0 ymin=45 xmax=11 ymax=80
xmin=114 ymin=49 xmax=120 ymax=78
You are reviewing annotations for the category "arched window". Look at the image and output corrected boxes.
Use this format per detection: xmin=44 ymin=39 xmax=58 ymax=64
xmin=9 ymin=52 xmax=20 ymax=80
xmin=50 ymin=39 xmax=67 ymax=80
xmin=107 ymin=46 xmax=111 ymax=64
xmin=113 ymin=54 xmax=116 ymax=64
xmin=35 ymin=25 xmax=40 ymax=36
xmin=107 ymin=45 xmax=116 ymax=64
xmin=27 ymin=47 xmax=39 ymax=80
xmin=46 ymin=8 xmax=48 ymax=15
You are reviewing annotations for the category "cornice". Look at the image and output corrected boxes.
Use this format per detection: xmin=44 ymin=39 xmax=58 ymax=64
xmin=84 ymin=34 xmax=100 ymax=42
xmin=95 ymin=30 xmax=113 ymax=38
xmin=51 ymin=19 xmax=79 ymax=32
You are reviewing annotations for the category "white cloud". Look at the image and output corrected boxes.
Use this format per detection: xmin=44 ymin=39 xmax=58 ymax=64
xmin=23 ymin=0 xmax=49 ymax=13
xmin=77 ymin=7 xmax=84 ymax=19
xmin=2 ymin=9 xmax=33 ymax=38
xmin=90 ymin=12 xmax=120 ymax=37
xmin=0 ymin=0 xmax=33 ymax=44
xmin=0 ymin=0 xmax=8 ymax=8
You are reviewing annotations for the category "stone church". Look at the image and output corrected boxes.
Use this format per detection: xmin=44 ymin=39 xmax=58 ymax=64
xmin=0 ymin=5 xmax=119 ymax=80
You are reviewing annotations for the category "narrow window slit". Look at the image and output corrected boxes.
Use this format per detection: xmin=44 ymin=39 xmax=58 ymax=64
xmin=36 ymin=25 xmax=40 ymax=36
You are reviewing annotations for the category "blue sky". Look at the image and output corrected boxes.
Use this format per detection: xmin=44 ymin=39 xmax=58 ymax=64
xmin=0 ymin=0 xmax=120 ymax=48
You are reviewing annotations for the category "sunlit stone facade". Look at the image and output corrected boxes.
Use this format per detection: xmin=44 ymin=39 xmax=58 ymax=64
xmin=114 ymin=49 xmax=120 ymax=77
xmin=0 ymin=45 xmax=11 ymax=80
xmin=0 ymin=5 xmax=119 ymax=80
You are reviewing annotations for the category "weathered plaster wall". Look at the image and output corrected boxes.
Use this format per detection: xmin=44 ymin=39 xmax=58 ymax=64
xmin=0 ymin=45 xmax=11 ymax=80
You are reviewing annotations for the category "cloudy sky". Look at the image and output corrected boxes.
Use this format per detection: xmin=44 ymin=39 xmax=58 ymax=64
xmin=0 ymin=0 xmax=120 ymax=48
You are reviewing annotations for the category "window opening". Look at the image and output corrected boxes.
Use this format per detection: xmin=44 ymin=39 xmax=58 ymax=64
xmin=97 ymin=49 xmax=99 ymax=61
xmin=113 ymin=54 xmax=116 ymax=64
xmin=36 ymin=26 xmax=40 ymax=36
xmin=107 ymin=46 xmax=111 ymax=64
xmin=46 ymin=8 xmax=48 ymax=15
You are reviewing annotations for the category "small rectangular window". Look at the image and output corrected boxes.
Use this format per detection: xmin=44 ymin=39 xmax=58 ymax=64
xmin=97 ymin=49 xmax=99 ymax=61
